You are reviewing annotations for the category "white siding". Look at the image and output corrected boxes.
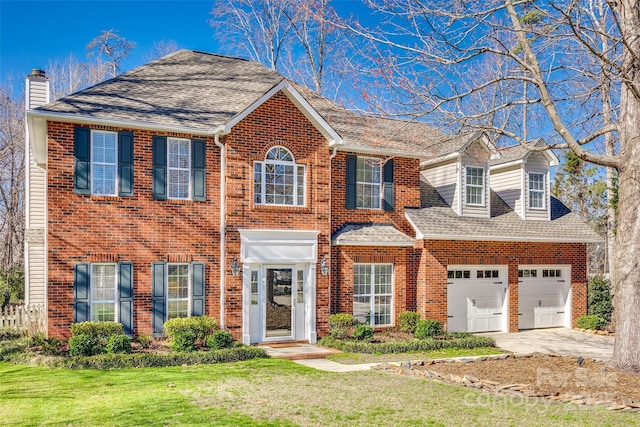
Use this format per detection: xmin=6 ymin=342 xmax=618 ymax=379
xmin=490 ymin=165 xmax=523 ymax=217
xmin=525 ymin=153 xmax=550 ymax=221
xmin=25 ymin=152 xmax=47 ymax=306
xmin=26 ymin=242 xmax=46 ymax=305
xmin=461 ymin=143 xmax=490 ymax=218
xmin=27 ymin=80 xmax=48 ymax=110
xmin=422 ymin=158 xmax=458 ymax=210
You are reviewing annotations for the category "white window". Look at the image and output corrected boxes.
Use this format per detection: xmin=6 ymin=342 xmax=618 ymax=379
xmin=353 ymin=263 xmax=393 ymax=326
xmin=254 ymin=146 xmax=305 ymax=206
xmin=357 ymin=157 xmax=382 ymax=209
xmin=529 ymin=172 xmax=546 ymax=209
xmin=167 ymin=263 xmax=190 ymax=319
xmin=465 ymin=166 xmax=485 ymax=205
xmin=168 ymin=137 xmax=191 ymax=200
xmin=91 ymin=263 xmax=117 ymax=322
xmin=91 ymin=131 xmax=117 ymax=196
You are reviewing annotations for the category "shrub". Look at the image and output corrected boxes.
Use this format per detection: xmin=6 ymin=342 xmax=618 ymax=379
xmin=170 ymin=329 xmax=197 ymax=352
xmin=163 ymin=316 xmax=218 ymax=341
xmin=318 ymin=335 xmax=495 ymax=354
xmin=577 ymin=315 xmax=607 ymax=331
xmin=41 ymin=337 xmax=64 ymax=356
xmin=414 ymin=319 xmax=443 ymax=339
xmin=353 ymin=324 xmax=374 ymax=341
xmin=588 ymin=276 xmax=613 ymax=323
xmin=206 ymin=331 xmax=234 ymax=350
xmin=329 ymin=313 xmax=354 ymax=339
xmin=70 ymin=321 xmax=123 ymax=340
xmin=136 ymin=334 xmax=152 ymax=349
xmin=0 ymin=337 xmax=31 ymax=360
xmin=30 ymin=332 xmax=47 ymax=347
xmin=69 ymin=333 xmax=102 ymax=356
xmin=106 ymin=334 xmax=132 ymax=354
xmin=0 ymin=327 xmax=22 ymax=341
xmin=397 ymin=311 xmax=421 ymax=334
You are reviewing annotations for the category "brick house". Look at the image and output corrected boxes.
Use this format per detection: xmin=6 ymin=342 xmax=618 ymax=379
xmin=24 ymin=50 xmax=600 ymax=342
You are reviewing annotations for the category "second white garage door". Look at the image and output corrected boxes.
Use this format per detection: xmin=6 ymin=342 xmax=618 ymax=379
xmin=518 ymin=265 xmax=571 ymax=329
xmin=447 ymin=266 xmax=508 ymax=333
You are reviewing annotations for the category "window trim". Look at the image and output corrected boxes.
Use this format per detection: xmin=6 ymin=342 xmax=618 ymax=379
xmin=90 ymin=263 xmax=118 ymax=322
xmin=528 ymin=171 xmax=546 ymax=210
xmin=167 ymin=137 xmax=191 ymax=200
xmin=90 ymin=130 xmax=118 ymax=196
xmin=465 ymin=166 xmax=485 ymax=206
xmin=166 ymin=263 xmax=191 ymax=320
xmin=254 ymin=146 xmax=306 ymax=207
xmin=356 ymin=156 xmax=382 ymax=210
xmin=353 ymin=263 xmax=394 ymax=327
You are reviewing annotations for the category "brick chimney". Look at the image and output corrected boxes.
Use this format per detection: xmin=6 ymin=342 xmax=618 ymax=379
xmin=25 ymin=69 xmax=50 ymax=110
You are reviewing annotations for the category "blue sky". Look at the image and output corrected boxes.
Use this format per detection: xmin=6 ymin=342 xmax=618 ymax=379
xmin=0 ymin=0 xmax=367 ymax=89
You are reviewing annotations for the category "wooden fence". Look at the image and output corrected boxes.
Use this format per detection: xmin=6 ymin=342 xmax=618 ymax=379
xmin=0 ymin=304 xmax=45 ymax=333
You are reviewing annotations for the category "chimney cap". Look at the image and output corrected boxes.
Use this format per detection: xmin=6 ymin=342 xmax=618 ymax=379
xmin=28 ymin=69 xmax=47 ymax=78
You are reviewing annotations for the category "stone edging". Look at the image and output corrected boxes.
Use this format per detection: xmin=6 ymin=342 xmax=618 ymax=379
xmin=371 ymin=353 xmax=639 ymax=412
xmin=573 ymin=327 xmax=615 ymax=336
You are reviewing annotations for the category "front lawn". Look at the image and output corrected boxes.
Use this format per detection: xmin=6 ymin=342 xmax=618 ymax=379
xmin=327 ymin=346 xmax=504 ymax=364
xmin=1 ymin=359 xmax=637 ymax=426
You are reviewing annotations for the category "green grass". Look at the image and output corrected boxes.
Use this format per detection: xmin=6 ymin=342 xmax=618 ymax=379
xmin=1 ymin=359 xmax=637 ymax=426
xmin=327 ymin=346 xmax=505 ymax=364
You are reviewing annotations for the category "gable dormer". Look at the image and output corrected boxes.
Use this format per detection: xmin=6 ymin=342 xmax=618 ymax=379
xmin=490 ymin=143 xmax=559 ymax=221
xmin=420 ymin=134 xmax=492 ymax=218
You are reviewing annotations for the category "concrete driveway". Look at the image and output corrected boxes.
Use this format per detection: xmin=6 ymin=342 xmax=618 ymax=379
xmin=481 ymin=328 xmax=614 ymax=361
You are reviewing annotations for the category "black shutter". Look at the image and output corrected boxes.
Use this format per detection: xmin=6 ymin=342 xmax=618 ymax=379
xmin=383 ymin=159 xmax=394 ymax=211
xmin=191 ymin=262 xmax=205 ymax=316
xmin=118 ymin=262 xmax=134 ymax=336
xmin=118 ymin=131 xmax=134 ymax=197
xmin=151 ymin=262 xmax=167 ymax=336
xmin=152 ymin=136 xmax=167 ymax=200
xmin=74 ymin=127 xmax=91 ymax=195
xmin=192 ymin=139 xmax=206 ymax=202
xmin=346 ymin=154 xmax=357 ymax=209
xmin=73 ymin=263 xmax=90 ymax=323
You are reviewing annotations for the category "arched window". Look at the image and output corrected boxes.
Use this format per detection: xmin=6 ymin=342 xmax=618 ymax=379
xmin=254 ymin=147 xmax=305 ymax=206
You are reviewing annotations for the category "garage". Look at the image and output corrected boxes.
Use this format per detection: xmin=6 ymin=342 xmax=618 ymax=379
xmin=518 ymin=265 xmax=571 ymax=329
xmin=447 ymin=266 xmax=508 ymax=333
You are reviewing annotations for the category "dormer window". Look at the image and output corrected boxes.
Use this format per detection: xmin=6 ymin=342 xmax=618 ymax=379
xmin=528 ymin=172 xmax=546 ymax=209
xmin=465 ymin=166 xmax=485 ymax=206
xmin=254 ymin=147 xmax=305 ymax=206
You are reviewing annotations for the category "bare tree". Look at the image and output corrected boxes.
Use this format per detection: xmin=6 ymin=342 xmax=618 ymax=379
xmin=86 ymin=30 xmax=136 ymax=78
xmin=336 ymin=0 xmax=640 ymax=372
xmin=47 ymin=54 xmax=111 ymax=100
xmin=143 ymin=40 xmax=180 ymax=63
xmin=0 ymin=84 xmax=25 ymax=282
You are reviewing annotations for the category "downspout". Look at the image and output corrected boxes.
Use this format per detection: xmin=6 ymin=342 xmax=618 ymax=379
xmin=214 ymin=132 xmax=226 ymax=329
xmin=328 ymin=147 xmax=337 ymax=315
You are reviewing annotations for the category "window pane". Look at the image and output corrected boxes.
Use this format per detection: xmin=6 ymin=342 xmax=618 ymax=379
xmin=465 ymin=167 xmax=484 ymax=205
xmin=92 ymin=131 xmax=117 ymax=196
xmin=91 ymin=264 xmax=116 ymax=322
xmin=168 ymin=264 xmax=189 ymax=318
xmin=168 ymin=138 xmax=190 ymax=199
xmin=353 ymin=263 xmax=393 ymax=326
xmin=356 ymin=158 xmax=382 ymax=209
xmin=254 ymin=162 xmax=263 ymax=204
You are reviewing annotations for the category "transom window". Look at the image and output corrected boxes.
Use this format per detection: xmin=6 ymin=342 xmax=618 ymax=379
xmin=353 ymin=263 xmax=393 ymax=326
xmin=465 ymin=166 xmax=485 ymax=205
xmin=168 ymin=138 xmax=191 ymax=199
xmin=448 ymin=270 xmax=471 ymax=279
xmin=91 ymin=131 xmax=117 ymax=196
xmin=528 ymin=172 xmax=546 ymax=209
xmin=518 ymin=269 xmax=538 ymax=278
xmin=542 ymin=269 xmax=562 ymax=278
xmin=357 ymin=157 xmax=382 ymax=209
xmin=167 ymin=263 xmax=190 ymax=319
xmin=91 ymin=263 xmax=117 ymax=322
xmin=254 ymin=147 xmax=305 ymax=206
xmin=476 ymin=270 xmax=499 ymax=279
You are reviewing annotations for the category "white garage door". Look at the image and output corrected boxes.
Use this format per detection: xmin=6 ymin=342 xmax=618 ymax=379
xmin=447 ymin=266 xmax=508 ymax=333
xmin=518 ymin=266 xmax=571 ymax=329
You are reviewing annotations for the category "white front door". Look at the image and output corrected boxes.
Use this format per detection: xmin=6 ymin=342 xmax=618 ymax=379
xmin=248 ymin=264 xmax=307 ymax=343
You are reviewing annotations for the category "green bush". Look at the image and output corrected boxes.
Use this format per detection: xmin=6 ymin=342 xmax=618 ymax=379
xmin=59 ymin=347 xmax=267 ymax=370
xmin=163 ymin=316 xmax=219 ymax=341
xmin=329 ymin=313 xmax=354 ymax=339
xmin=30 ymin=332 xmax=47 ymax=346
xmin=577 ymin=315 xmax=607 ymax=331
xmin=70 ymin=321 xmax=123 ymax=339
xmin=136 ymin=334 xmax=152 ymax=349
xmin=41 ymin=337 xmax=64 ymax=356
xmin=106 ymin=334 xmax=132 ymax=354
xmin=318 ymin=335 xmax=495 ymax=354
xmin=0 ymin=337 xmax=31 ymax=360
xmin=353 ymin=324 xmax=374 ymax=341
xmin=588 ymin=276 xmax=613 ymax=323
xmin=69 ymin=333 xmax=102 ymax=356
xmin=170 ymin=329 xmax=197 ymax=352
xmin=0 ymin=327 xmax=22 ymax=341
xmin=397 ymin=311 xmax=421 ymax=334
xmin=206 ymin=331 xmax=234 ymax=350
xmin=414 ymin=319 xmax=443 ymax=339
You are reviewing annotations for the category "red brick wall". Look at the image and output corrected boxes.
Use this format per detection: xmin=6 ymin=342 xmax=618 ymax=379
xmin=221 ymin=91 xmax=332 ymax=339
xmin=415 ymin=240 xmax=588 ymax=332
xmin=47 ymin=121 xmax=221 ymax=338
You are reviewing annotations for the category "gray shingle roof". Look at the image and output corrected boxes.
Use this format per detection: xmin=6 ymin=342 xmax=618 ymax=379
xmin=491 ymin=140 xmax=549 ymax=166
xmin=407 ymin=178 xmax=602 ymax=243
xmin=37 ymin=49 xmax=472 ymax=158
xmin=332 ymin=223 xmax=415 ymax=246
